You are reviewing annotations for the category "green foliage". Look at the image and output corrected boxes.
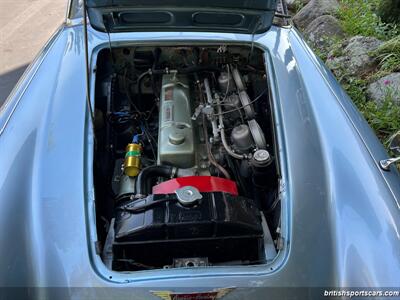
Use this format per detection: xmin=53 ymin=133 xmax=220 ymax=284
xmin=311 ymin=0 xmax=400 ymax=144
xmin=337 ymin=0 xmax=399 ymax=40
xmin=341 ymin=77 xmax=368 ymax=104
xmin=328 ymin=40 xmax=345 ymax=58
xmin=340 ymin=75 xmax=400 ymax=141
xmin=360 ymin=97 xmax=400 ymax=141
xmin=371 ymin=36 xmax=400 ymax=73
xmin=292 ymin=0 xmax=305 ymax=14
xmin=377 ymin=0 xmax=400 ymax=24
xmin=313 ymin=46 xmax=328 ymax=61
xmin=298 ymin=0 xmax=400 ymax=146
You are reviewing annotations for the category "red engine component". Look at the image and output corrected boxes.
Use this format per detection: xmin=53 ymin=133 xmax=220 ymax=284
xmin=152 ymin=176 xmax=238 ymax=196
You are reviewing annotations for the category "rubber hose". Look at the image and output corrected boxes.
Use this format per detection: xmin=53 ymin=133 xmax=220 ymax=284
xmin=216 ymin=94 xmax=246 ymax=160
xmin=136 ymin=165 xmax=174 ymax=196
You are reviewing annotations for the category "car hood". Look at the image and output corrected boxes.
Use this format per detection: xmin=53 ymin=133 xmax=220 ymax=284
xmin=86 ymin=0 xmax=277 ymax=34
xmin=1 ymin=25 xmax=399 ymax=293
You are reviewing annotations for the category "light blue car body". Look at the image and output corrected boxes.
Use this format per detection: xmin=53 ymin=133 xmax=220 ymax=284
xmin=0 ymin=1 xmax=399 ymax=299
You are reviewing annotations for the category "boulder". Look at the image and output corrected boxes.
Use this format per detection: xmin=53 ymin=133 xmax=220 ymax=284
xmin=287 ymin=0 xmax=311 ymax=10
xmin=326 ymin=36 xmax=383 ymax=76
xmin=286 ymin=0 xmax=296 ymax=8
xmin=293 ymin=0 xmax=340 ymax=29
xmin=367 ymin=73 xmax=400 ymax=104
xmin=304 ymin=15 xmax=344 ymax=49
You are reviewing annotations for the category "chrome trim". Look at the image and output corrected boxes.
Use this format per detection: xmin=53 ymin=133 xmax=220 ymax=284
xmin=380 ymin=157 xmax=400 ymax=171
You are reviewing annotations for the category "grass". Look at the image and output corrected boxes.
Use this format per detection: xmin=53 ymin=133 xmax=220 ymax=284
xmin=291 ymin=0 xmax=399 ymax=147
xmin=317 ymin=0 xmax=400 ymax=145
xmin=337 ymin=0 xmax=399 ymax=40
xmin=372 ymin=36 xmax=400 ymax=73
xmin=361 ymin=98 xmax=400 ymax=143
xmin=292 ymin=0 xmax=305 ymax=14
xmin=339 ymin=74 xmax=400 ymax=143
xmin=337 ymin=68 xmax=399 ymax=144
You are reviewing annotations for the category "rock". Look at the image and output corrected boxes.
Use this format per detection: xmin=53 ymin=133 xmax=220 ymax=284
xmin=293 ymin=0 xmax=340 ymax=29
xmin=286 ymin=0 xmax=296 ymax=8
xmin=304 ymin=15 xmax=344 ymax=49
xmin=325 ymin=56 xmax=347 ymax=76
xmin=326 ymin=36 xmax=383 ymax=76
xmin=367 ymin=73 xmax=400 ymax=104
xmin=287 ymin=0 xmax=311 ymax=10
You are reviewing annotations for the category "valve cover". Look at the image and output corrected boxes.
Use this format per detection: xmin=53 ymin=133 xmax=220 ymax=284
xmin=158 ymin=74 xmax=195 ymax=168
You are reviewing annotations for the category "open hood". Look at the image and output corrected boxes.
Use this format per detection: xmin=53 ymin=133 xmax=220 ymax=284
xmin=86 ymin=0 xmax=278 ymax=34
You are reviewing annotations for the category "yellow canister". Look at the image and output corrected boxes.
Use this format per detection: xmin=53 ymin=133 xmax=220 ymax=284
xmin=124 ymin=143 xmax=142 ymax=177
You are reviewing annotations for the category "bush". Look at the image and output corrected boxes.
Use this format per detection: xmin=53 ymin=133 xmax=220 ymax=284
xmin=337 ymin=0 xmax=399 ymax=40
xmin=372 ymin=36 xmax=400 ymax=73
xmin=341 ymin=76 xmax=400 ymax=142
xmin=300 ymin=0 xmax=400 ymax=146
xmin=361 ymin=98 xmax=400 ymax=142
xmin=377 ymin=0 xmax=400 ymax=24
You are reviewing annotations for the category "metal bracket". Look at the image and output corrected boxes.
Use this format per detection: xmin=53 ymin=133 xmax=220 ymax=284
xmin=380 ymin=157 xmax=400 ymax=171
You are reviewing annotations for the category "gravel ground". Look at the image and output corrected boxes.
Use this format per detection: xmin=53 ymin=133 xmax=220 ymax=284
xmin=0 ymin=0 xmax=67 ymax=106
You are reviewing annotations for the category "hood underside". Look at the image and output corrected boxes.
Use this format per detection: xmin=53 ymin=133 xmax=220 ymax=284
xmin=86 ymin=0 xmax=277 ymax=34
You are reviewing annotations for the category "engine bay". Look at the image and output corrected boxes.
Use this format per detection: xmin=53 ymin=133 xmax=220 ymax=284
xmin=93 ymin=45 xmax=281 ymax=271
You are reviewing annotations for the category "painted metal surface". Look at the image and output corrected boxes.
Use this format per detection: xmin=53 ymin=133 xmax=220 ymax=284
xmin=152 ymin=176 xmax=239 ymax=196
xmin=85 ymin=0 xmax=277 ymax=34
xmin=0 ymin=12 xmax=399 ymax=300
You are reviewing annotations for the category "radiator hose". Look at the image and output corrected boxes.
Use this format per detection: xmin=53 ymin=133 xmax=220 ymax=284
xmin=136 ymin=165 xmax=174 ymax=196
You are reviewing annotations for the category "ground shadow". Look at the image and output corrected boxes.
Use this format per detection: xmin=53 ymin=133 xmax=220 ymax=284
xmin=0 ymin=64 xmax=29 ymax=107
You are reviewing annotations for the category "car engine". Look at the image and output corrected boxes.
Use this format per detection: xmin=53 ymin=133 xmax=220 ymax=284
xmin=94 ymin=45 xmax=280 ymax=271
